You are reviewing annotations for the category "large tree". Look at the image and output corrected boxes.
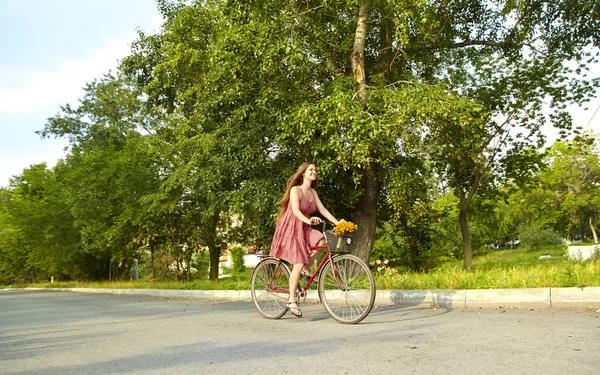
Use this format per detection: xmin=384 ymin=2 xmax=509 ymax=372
xmin=122 ymin=0 xmax=600 ymax=269
xmin=276 ymin=0 xmax=600 ymax=267
xmin=538 ymin=134 xmax=600 ymax=242
xmin=40 ymin=74 xmax=163 ymax=280
xmin=0 ymin=164 xmax=81 ymax=283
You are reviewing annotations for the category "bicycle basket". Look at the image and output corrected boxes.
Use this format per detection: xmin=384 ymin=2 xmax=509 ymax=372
xmin=324 ymin=230 xmax=354 ymax=253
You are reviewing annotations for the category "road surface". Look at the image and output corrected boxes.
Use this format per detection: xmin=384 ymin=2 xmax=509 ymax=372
xmin=1 ymin=290 xmax=598 ymax=374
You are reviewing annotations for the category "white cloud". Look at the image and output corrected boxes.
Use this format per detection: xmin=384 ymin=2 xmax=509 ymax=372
xmin=0 ymin=6 xmax=163 ymax=188
xmin=0 ymin=38 xmax=133 ymax=115
xmin=0 ymin=37 xmax=134 ymax=188
xmin=0 ymin=139 xmax=68 ymax=188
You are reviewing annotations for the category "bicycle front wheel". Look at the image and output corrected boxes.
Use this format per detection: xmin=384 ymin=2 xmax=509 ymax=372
xmin=250 ymin=258 xmax=290 ymax=319
xmin=318 ymin=254 xmax=375 ymax=324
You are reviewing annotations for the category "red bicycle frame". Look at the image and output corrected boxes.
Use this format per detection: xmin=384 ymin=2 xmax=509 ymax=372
xmin=262 ymin=242 xmax=347 ymax=295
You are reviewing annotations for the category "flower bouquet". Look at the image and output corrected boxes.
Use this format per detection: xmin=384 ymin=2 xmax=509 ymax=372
xmin=329 ymin=220 xmax=358 ymax=252
xmin=334 ymin=220 xmax=358 ymax=236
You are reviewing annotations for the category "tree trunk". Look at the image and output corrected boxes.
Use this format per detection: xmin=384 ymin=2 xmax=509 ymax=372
xmin=458 ymin=207 xmax=473 ymax=270
xmin=350 ymin=0 xmax=372 ymax=104
xmin=207 ymin=210 xmax=222 ymax=280
xmin=208 ymin=244 xmax=221 ymax=280
xmin=348 ymin=1 xmax=376 ymax=265
xmin=590 ymin=218 xmax=599 ymax=244
xmin=569 ymin=211 xmax=577 ymax=242
xmin=456 ymin=184 xmax=474 ymax=270
xmin=150 ymin=245 xmax=156 ymax=279
xmin=352 ymin=162 xmax=380 ymax=264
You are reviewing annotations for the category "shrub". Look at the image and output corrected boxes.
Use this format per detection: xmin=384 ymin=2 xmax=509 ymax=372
xmin=192 ymin=249 xmax=210 ymax=280
xmin=230 ymin=246 xmax=246 ymax=275
xmin=372 ymin=221 xmax=444 ymax=271
xmin=519 ymin=223 xmax=563 ymax=250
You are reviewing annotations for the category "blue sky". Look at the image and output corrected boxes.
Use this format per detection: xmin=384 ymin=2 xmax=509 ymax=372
xmin=0 ymin=0 xmax=162 ymax=187
xmin=0 ymin=2 xmax=599 ymax=188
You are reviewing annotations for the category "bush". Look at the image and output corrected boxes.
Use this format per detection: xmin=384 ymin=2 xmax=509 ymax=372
xmin=519 ymin=224 xmax=563 ymax=250
xmin=192 ymin=249 xmax=210 ymax=280
xmin=230 ymin=246 xmax=246 ymax=275
xmin=372 ymin=221 xmax=445 ymax=271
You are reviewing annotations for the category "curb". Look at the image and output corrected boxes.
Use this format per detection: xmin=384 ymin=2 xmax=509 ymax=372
xmin=5 ymin=286 xmax=600 ymax=308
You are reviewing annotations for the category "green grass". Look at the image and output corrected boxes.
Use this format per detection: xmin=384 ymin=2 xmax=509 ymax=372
xmin=374 ymin=260 xmax=600 ymax=290
xmin=3 ymin=246 xmax=599 ymax=290
xmin=373 ymin=244 xmax=600 ymax=289
xmin=469 ymin=245 xmax=567 ymax=268
xmin=3 ymin=271 xmax=254 ymax=291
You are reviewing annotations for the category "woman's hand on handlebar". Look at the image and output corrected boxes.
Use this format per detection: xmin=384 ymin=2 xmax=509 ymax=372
xmin=310 ymin=217 xmax=322 ymax=225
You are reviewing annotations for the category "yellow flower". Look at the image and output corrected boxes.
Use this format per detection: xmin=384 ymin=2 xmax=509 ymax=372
xmin=334 ymin=220 xmax=358 ymax=235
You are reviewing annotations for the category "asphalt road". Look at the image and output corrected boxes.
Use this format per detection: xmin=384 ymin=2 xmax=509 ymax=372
xmin=1 ymin=290 xmax=599 ymax=375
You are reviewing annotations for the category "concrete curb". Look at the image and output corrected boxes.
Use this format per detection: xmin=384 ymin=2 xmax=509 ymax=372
xmin=5 ymin=286 xmax=600 ymax=308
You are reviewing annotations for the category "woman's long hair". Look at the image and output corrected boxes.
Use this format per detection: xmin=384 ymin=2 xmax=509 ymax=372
xmin=275 ymin=162 xmax=318 ymax=224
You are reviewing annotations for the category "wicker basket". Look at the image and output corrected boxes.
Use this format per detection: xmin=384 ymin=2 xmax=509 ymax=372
xmin=324 ymin=230 xmax=354 ymax=253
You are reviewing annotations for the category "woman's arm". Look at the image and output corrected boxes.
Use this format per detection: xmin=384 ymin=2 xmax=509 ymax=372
xmin=290 ymin=186 xmax=312 ymax=225
xmin=313 ymin=189 xmax=340 ymax=225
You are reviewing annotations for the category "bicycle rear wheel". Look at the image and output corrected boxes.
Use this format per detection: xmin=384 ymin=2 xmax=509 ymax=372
xmin=318 ymin=254 xmax=375 ymax=324
xmin=251 ymin=258 xmax=291 ymax=319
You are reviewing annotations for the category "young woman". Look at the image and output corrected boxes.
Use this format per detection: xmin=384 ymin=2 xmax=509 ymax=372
xmin=270 ymin=162 xmax=341 ymax=317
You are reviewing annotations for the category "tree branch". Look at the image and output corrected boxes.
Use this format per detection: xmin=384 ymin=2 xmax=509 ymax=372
xmin=407 ymin=40 xmax=520 ymax=52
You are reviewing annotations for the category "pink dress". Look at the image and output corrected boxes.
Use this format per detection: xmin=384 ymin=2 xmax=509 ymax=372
xmin=270 ymin=190 xmax=324 ymax=265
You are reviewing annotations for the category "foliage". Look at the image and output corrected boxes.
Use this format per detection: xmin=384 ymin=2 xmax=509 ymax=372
xmin=519 ymin=223 xmax=564 ymax=251
xmin=0 ymin=165 xmax=81 ymax=283
xmin=374 ymin=260 xmax=600 ymax=290
xmin=6 ymin=259 xmax=599 ymax=290
xmin=372 ymin=220 xmax=444 ymax=271
xmin=2 ymin=0 xmax=600 ymax=282
xmin=500 ymin=134 xmax=600 ymax=243
xmin=191 ymin=249 xmax=210 ymax=280
xmin=39 ymin=74 xmax=165 ymax=280
xmin=230 ymin=246 xmax=246 ymax=275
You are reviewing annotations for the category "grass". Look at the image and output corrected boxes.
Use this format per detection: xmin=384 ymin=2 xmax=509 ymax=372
xmin=3 ymin=245 xmax=599 ymax=291
xmin=373 ymin=243 xmax=600 ymax=289
xmin=3 ymin=272 xmax=254 ymax=291
xmin=468 ymin=245 xmax=567 ymax=268
xmin=374 ymin=261 xmax=600 ymax=290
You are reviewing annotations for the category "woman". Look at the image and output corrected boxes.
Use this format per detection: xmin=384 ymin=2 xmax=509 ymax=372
xmin=270 ymin=162 xmax=341 ymax=318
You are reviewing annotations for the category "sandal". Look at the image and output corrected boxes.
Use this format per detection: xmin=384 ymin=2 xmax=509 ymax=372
xmin=286 ymin=302 xmax=302 ymax=318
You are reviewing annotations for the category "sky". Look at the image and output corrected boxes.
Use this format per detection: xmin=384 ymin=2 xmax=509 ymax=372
xmin=0 ymin=0 xmax=163 ymax=188
xmin=0 ymin=1 xmax=599 ymax=188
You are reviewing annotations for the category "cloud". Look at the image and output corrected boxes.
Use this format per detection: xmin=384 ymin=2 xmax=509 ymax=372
xmin=0 ymin=38 xmax=133 ymax=116
xmin=0 ymin=139 xmax=68 ymax=188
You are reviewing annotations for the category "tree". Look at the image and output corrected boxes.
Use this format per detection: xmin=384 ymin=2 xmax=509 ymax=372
xmin=0 ymin=164 xmax=81 ymax=283
xmin=126 ymin=0 xmax=600 ymax=269
xmin=541 ymin=134 xmax=600 ymax=242
xmin=121 ymin=1 xmax=323 ymax=277
xmin=274 ymin=0 xmax=600 ymax=267
xmin=40 ymin=74 xmax=163 ymax=280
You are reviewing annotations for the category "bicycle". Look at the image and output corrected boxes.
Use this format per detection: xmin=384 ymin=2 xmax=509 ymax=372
xmin=250 ymin=223 xmax=376 ymax=324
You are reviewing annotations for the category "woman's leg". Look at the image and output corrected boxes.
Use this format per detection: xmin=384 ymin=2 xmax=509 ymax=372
xmin=288 ymin=263 xmax=303 ymax=317
xmin=305 ymin=239 xmax=326 ymax=274
xmin=289 ymin=263 xmax=303 ymax=303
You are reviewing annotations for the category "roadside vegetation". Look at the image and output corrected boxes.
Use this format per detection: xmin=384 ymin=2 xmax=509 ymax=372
xmin=2 ymin=2 xmax=600 ymax=287
xmin=5 ymin=244 xmax=599 ymax=291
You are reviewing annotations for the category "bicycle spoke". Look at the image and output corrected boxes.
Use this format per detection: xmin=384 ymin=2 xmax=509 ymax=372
xmin=251 ymin=259 xmax=290 ymax=319
xmin=318 ymin=254 xmax=375 ymax=324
